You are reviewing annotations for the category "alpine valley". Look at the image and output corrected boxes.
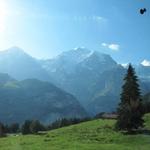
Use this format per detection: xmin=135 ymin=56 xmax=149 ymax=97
xmin=0 ymin=47 xmax=150 ymax=123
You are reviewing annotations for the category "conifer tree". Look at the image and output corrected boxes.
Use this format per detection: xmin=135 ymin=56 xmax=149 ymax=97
xmin=10 ymin=123 xmax=19 ymax=133
xmin=116 ymin=64 xmax=144 ymax=132
xmin=21 ymin=120 xmax=32 ymax=135
xmin=30 ymin=120 xmax=44 ymax=134
xmin=0 ymin=122 xmax=5 ymax=137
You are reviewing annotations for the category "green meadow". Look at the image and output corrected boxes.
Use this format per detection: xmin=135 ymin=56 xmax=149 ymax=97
xmin=0 ymin=114 xmax=150 ymax=150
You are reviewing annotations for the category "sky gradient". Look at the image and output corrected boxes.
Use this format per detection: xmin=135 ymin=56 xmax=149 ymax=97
xmin=0 ymin=0 xmax=150 ymax=64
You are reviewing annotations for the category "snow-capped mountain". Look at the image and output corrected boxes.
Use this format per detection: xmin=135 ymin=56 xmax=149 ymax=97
xmin=41 ymin=47 xmax=117 ymax=75
xmin=1 ymin=46 xmax=150 ymax=115
xmin=40 ymin=47 xmax=119 ymax=108
xmin=136 ymin=60 xmax=150 ymax=80
xmin=40 ymin=48 xmax=150 ymax=114
xmin=141 ymin=60 xmax=150 ymax=67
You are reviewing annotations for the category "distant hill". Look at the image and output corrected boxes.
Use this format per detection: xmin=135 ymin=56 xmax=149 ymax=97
xmin=0 ymin=73 xmax=87 ymax=124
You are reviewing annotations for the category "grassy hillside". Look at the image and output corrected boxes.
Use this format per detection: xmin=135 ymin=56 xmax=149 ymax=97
xmin=0 ymin=114 xmax=150 ymax=150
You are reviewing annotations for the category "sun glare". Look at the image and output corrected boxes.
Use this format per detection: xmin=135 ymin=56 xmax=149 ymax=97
xmin=0 ymin=0 xmax=7 ymax=32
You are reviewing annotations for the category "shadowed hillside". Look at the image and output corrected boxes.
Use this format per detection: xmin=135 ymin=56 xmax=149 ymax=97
xmin=0 ymin=73 xmax=87 ymax=124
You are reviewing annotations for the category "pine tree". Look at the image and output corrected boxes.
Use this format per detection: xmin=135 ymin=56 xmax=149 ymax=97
xmin=10 ymin=123 xmax=19 ymax=133
xmin=116 ymin=64 xmax=144 ymax=132
xmin=0 ymin=122 xmax=6 ymax=137
xmin=21 ymin=120 xmax=32 ymax=135
xmin=30 ymin=120 xmax=44 ymax=134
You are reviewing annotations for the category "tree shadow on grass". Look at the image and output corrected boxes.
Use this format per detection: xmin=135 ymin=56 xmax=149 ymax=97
xmin=121 ymin=129 xmax=150 ymax=135
xmin=137 ymin=129 xmax=150 ymax=135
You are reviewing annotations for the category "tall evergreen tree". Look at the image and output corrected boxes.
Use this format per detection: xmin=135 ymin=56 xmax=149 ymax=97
xmin=116 ymin=64 xmax=144 ymax=132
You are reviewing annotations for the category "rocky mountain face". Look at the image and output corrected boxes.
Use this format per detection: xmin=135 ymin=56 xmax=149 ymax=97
xmin=41 ymin=48 xmax=150 ymax=115
xmin=0 ymin=73 xmax=87 ymax=124
xmin=86 ymin=66 xmax=126 ymax=115
xmin=41 ymin=48 xmax=118 ymax=106
xmin=137 ymin=65 xmax=150 ymax=80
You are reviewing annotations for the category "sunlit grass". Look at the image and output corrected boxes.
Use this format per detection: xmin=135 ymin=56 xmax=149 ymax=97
xmin=0 ymin=114 xmax=150 ymax=150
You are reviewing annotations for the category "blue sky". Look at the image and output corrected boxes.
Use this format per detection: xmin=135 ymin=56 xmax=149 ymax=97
xmin=0 ymin=0 xmax=150 ymax=64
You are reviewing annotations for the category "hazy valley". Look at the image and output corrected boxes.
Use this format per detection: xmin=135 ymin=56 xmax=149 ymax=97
xmin=0 ymin=47 xmax=150 ymax=123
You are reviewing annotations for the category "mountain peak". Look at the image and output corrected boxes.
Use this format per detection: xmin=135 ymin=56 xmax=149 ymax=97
xmin=0 ymin=46 xmax=32 ymax=59
xmin=0 ymin=46 xmax=51 ymax=81
xmin=73 ymin=47 xmax=90 ymax=51
xmin=4 ymin=46 xmax=26 ymax=54
xmin=141 ymin=59 xmax=150 ymax=67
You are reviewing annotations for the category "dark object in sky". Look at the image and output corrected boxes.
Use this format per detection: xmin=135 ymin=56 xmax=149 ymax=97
xmin=140 ymin=8 xmax=147 ymax=14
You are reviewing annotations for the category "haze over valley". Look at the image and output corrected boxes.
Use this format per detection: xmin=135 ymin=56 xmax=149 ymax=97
xmin=0 ymin=46 xmax=150 ymax=123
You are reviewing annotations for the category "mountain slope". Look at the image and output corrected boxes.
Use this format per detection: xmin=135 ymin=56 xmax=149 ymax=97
xmin=0 ymin=47 xmax=51 ymax=81
xmin=41 ymin=49 xmax=150 ymax=114
xmin=137 ymin=64 xmax=150 ymax=80
xmin=0 ymin=74 xmax=87 ymax=124
xmin=88 ymin=66 xmax=150 ymax=115
xmin=87 ymin=66 xmax=126 ymax=114
xmin=1 ymin=47 xmax=150 ymax=115
xmin=41 ymin=48 xmax=118 ymax=106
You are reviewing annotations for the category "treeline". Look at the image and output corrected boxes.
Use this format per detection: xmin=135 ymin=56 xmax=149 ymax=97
xmin=1 ymin=103 xmax=150 ymax=137
xmin=0 ymin=122 xmax=19 ymax=137
xmin=48 ymin=117 xmax=91 ymax=130
xmin=0 ymin=117 xmax=91 ymax=137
